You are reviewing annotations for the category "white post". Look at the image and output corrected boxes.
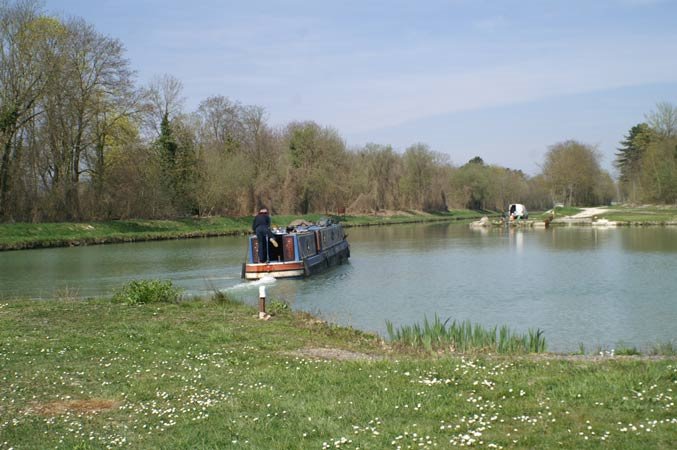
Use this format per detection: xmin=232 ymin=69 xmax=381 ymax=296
xmin=258 ymin=286 xmax=270 ymax=320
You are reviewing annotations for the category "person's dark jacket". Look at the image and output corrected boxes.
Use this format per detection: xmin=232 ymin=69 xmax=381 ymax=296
xmin=252 ymin=213 xmax=271 ymax=232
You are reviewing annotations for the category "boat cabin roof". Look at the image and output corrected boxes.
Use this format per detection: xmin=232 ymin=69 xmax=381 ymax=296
xmin=276 ymin=217 xmax=340 ymax=235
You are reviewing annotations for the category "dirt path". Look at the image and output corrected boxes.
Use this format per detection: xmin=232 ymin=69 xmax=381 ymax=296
xmin=569 ymin=207 xmax=609 ymax=218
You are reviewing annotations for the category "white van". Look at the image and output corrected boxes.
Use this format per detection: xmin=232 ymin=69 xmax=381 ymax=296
xmin=508 ymin=203 xmax=528 ymax=220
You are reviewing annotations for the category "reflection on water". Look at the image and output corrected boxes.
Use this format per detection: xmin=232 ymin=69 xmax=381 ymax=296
xmin=1 ymin=224 xmax=676 ymax=352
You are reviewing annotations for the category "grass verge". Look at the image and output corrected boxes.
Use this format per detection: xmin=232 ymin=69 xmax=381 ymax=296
xmin=536 ymin=206 xmax=582 ymax=220
xmin=0 ymin=210 xmax=486 ymax=251
xmin=597 ymin=205 xmax=677 ymax=224
xmin=1 ymin=296 xmax=675 ymax=449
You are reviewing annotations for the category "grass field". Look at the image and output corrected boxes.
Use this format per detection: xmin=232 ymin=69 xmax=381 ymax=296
xmin=597 ymin=205 xmax=677 ymax=224
xmin=535 ymin=204 xmax=677 ymax=225
xmin=1 ymin=296 xmax=675 ymax=449
xmin=0 ymin=210 xmax=486 ymax=251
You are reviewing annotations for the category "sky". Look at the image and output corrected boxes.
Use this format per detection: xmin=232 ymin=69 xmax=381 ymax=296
xmin=43 ymin=0 xmax=677 ymax=175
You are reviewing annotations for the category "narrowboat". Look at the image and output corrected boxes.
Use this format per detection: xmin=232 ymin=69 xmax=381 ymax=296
xmin=242 ymin=218 xmax=350 ymax=280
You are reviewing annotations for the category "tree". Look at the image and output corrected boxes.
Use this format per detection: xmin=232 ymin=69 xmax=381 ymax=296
xmin=193 ymin=97 xmax=277 ymax=215
xmin=39 ymin=18 xmax=135 ymax=220
xmin=646 ymin=102 xmax=677 ymax=139
xmin=0 ymin=1 xmax=60 ymax=219
xmin=451 ymin=158 xmax=491 ymax=210
xmin=400 ymin=143 xmax=437 ymax=210
xmin=84 ymin=106 xmax=142 ymax=219
xmin=542 ymin=140 xmax=610 ymax=206
xmin=486 ymin=166 xmax=529 ymax=211
xmin=639 ymin=138 xmax=677 ymax=203
xmin=239 ymin=104 xmax=278 ymax=212
xmin=356 ymin=143 xmax=401 ymax=211
xmin=284 ymin=121 xmax=347 ymax=214
xmin=143 ymin=74 xmax=184 ymax=138
xmin=195 ymin=95 xmax=244 ymax=153
xmin=524 ymin=174 xmax=551 ymax=211
xmin=139 ymin=75 xmax=203 ymax=216
xmin=103 ymin=142 xmax=162 ymax=219
xmin=158 ymin=112 xmax=178 ymax=176
xmin=615 ymin=123 xmax=654 ymax=202
xmin=154 ymin=112 xmax=198 ymax=215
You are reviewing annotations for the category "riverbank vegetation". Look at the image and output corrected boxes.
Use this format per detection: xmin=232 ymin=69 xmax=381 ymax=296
xmin=386 ymin=315 xmax=547 ymax=354
xmin=2 ymin=1 xmax=676 ymax=226
xmin=1 ymin=295 xmax=676 ymax=449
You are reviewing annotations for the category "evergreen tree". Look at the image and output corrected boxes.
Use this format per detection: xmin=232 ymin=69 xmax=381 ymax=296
xmin=158 ymin=112 xmax=177 ymax=169
xmin=156 ymin=112 xmax=198 ymax=214
xmin=615 ymin=123 xmax=653 ymax=182
xmin=615 ymin=123 xmax=654 ymax=201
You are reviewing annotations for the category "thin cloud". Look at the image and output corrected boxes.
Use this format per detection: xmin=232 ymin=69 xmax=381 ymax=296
xmin=616 ymin=0 xmax=667 ymax=6
xmin=471 ymin=15 xmax=508 ymax=32
xmin=265 ymin=31 xmax=677 ymax=133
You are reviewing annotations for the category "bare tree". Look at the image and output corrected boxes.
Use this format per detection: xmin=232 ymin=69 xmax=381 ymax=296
xmin=195 ymin=95 xmax=244 ymax=151
xmin=39 ymin=18 xmax=136 ymax=220
xmin=143 ymin=74 xmax=184 ymax=138
xmin=646 ymin=102 xmax=677 ymax=139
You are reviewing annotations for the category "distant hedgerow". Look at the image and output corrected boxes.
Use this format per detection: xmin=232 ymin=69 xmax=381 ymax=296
xmin=112 ymin=279 xmax=182 ymax=305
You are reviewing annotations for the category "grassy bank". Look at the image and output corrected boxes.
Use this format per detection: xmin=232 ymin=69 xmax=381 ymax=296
xmin=595 ymin=205 xmax=677 ymax=224
xmin=539 ymin=205 xmax=677 ymax=225
xmin=1 ymin=297 xmax=675 ymax=449
xmin=0 ymin=210 xmax=485 ymax=251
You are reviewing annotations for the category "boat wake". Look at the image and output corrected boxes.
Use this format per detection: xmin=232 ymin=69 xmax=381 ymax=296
xmin=225 ymin=275 xmax=276 ymax=291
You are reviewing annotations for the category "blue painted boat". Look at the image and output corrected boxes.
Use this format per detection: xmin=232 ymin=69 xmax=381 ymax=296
xmin=242 ymin=219 xmax=350 ymax=279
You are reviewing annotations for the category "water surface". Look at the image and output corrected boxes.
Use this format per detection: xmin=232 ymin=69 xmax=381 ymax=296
xmin=1 ymin=223 xmax=675 ymax=352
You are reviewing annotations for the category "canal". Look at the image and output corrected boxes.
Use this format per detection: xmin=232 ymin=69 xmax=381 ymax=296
xmin=1 ymin=223 xmax=676 ymax=352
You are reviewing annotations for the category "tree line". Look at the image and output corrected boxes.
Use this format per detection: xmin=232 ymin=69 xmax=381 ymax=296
xmin=0 ymin=1 xmax=674 ymax=223
xmin=615 ymin=102 xmax=677 ymax=204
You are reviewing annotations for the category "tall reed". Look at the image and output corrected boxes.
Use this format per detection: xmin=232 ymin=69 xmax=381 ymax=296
xmin=386 ymin=314 xmax=547 ymax=354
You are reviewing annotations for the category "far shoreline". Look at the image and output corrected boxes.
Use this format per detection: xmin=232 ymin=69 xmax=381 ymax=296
xmin=1 ymin=204 xmax=676 ymax=252
xmin=0 ymin=210 xmax=487 ymax=252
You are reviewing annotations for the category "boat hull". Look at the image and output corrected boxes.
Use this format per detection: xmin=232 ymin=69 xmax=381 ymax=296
xmin=243 ymin=240 xmax=350 ymax=280
xmin=243 ymin=261 xmax=305 ymax=280
xmin=302 ymin=240 xmax=350 ymax=276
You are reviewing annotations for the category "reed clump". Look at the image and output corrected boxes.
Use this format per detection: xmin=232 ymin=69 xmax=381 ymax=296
xmin=386 ymin=314 xmax=547 ymax=354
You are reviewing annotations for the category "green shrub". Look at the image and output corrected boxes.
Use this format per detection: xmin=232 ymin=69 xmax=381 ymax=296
xmin=269 ymin=299 xmax=290 ymax=316
xmin=615 ymin=344 xmax=641 ymax=356
xmin=112 ymin=279 xmax=182 ymax=305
